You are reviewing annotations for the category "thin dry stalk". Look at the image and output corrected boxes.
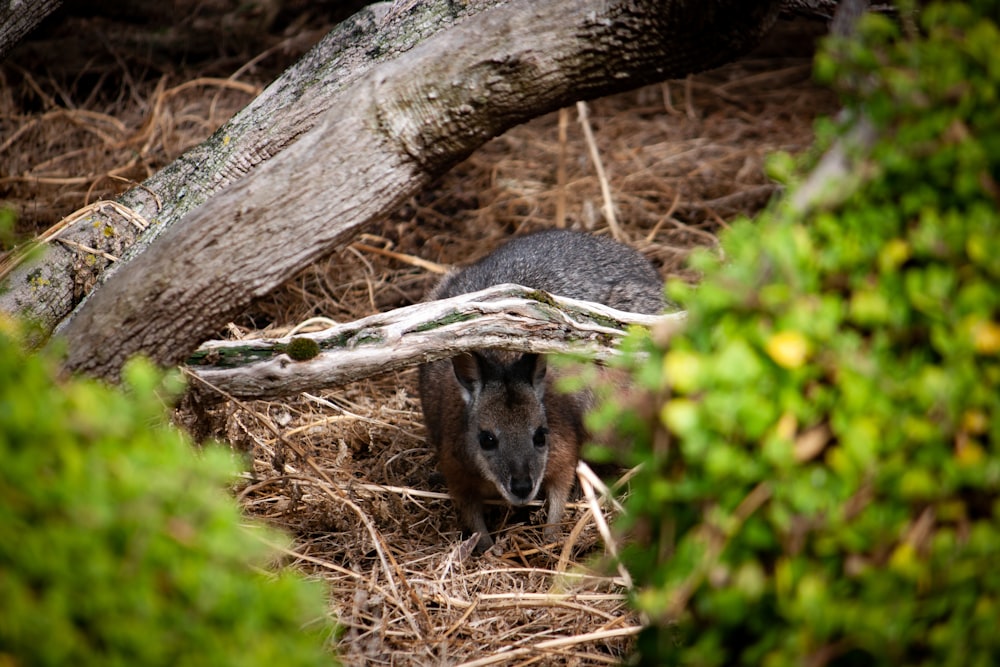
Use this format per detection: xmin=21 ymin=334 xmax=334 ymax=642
xmin=454 ymin=626 xmax=643 ymax=667
xmin=350 ymin=241 xmax=448 ymax=274
xmin=576 ymin=101 xmax=622 ymax=241
xmin=556 ymin=106 xmax=569 ymax=228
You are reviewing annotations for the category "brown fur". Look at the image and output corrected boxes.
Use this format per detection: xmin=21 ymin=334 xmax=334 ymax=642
xmin=418 ymin=231 xmax=664 ymax=552
xmin=421 ymin=351 xmax=590 ymax=551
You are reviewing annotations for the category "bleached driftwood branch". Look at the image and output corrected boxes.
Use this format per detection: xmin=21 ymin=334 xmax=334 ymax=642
xmin=187 ymin=284 xmax=686 ymax=399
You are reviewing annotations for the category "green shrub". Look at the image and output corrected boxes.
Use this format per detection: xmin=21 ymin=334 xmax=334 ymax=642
xmin=601 ymin=3 xmax=1000 ymax=664
xmin=0 ymin=318 xmax=335 ymax=666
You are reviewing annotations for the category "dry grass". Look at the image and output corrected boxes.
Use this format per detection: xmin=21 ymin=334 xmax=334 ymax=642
xmin=3 ymin=6 xmax=838 ymax=665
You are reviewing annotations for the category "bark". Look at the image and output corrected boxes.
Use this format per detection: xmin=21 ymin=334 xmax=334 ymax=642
xmin=4 ymin=0 xmax=784 ymax=380
xmin=188 ymin=284 xmax=685 ymax=399
xmin=0 ymin=0 xmax=494 ymax=334
xmin=0 ymin=0 xmax=62 ymax=61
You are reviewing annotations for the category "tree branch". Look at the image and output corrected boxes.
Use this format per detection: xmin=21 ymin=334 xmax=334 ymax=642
xmin=187 ymin=284 xmax=686 ymax=399
xmin=46 ymin=0 xmax=778 ymax=380
xmin=0 ymin=0 xmax=493 ymax=333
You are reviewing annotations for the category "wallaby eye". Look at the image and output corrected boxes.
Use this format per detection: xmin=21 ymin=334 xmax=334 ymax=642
xmin=532 ymin=427 xmax=548 ymax=449
xmin=478 ymin=430 xmax=499 ymax=451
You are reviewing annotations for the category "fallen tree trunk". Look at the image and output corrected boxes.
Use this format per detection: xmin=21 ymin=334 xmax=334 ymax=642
xmin=3 ymin=0 xmax=785 ymax=381
xmin=188 ymin=284 xmax=686 ymax=399
xmin=53 ymin=0 xmax=781 ymax=381
xmin=0 ymin=0 xmax=496 ymax=336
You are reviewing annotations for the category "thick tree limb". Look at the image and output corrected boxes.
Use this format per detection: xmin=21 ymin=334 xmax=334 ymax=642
xmin=0 ymin=2 xmax=879 ymax=339
xmin=46 ymin=0 xmax=780 ymax=380
xmin=188 ymin=284 xmax=686 ymax=399
xmin=0 ymin=0 xmax=494 ymax=333
xmin=1 ymin=0 xmax=784 ymax=381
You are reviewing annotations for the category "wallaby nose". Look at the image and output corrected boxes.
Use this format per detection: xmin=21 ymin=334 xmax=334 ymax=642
xmin=509 ymin=476 xmax=534 ymax=502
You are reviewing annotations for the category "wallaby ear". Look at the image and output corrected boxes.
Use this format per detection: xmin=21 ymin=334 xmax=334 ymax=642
xmin=515 ymin=353 xmax=547 ymax=399
xmin=451 ymin=353 xmax=483 ymax=405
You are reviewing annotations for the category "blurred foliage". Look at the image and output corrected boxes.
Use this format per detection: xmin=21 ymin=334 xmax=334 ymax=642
xmin=596 ymin=2 xmax=1000 ymax=664
xmin=0 ymin=207 xmax=16 ymax=249
xmin=0 ymin=319 xmax=336 ymax=666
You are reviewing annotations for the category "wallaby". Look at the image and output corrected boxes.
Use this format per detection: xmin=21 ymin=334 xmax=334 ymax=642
xmin=418 ymin=229 xmax=664 ymax=552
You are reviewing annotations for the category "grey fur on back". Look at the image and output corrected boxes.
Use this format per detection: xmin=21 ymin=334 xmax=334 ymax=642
xmin=430 ymin=229 xmax=665 ymax=314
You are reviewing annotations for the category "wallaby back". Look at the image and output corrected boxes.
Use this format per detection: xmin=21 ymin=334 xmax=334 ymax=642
xmin=419 ymin=230 xmax=664 ymax=551
xmin=429 ymin=229 xmax=665 ymax=313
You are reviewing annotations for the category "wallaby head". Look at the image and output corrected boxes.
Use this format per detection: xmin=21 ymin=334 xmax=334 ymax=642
xmin=450 ymin=350 xmax=550 ymax=506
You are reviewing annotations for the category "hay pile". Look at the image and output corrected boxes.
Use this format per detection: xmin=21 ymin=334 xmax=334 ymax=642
xmin=3 ymin=6 xmax=838 ymax=664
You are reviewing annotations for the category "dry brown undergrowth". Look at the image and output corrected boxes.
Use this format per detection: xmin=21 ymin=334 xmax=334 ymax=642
xmin=3 ymin=7 xmax=838 ymax=665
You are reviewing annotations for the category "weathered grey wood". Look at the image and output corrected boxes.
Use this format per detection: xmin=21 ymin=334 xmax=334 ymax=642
xmin=188 ymin=284 xmax=686 ymax=399
xmin=0 ymin=0 xmax=62 ymax=61
xmin=0 ymin=0 xmax=881 ymax=355
xmin=0 ymin=0 xmax=500 ymax=334
xmin=4 ymin=0 xmax=784 ymax=380
xmin=54 ymin=0 xmax=780 ymax=380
